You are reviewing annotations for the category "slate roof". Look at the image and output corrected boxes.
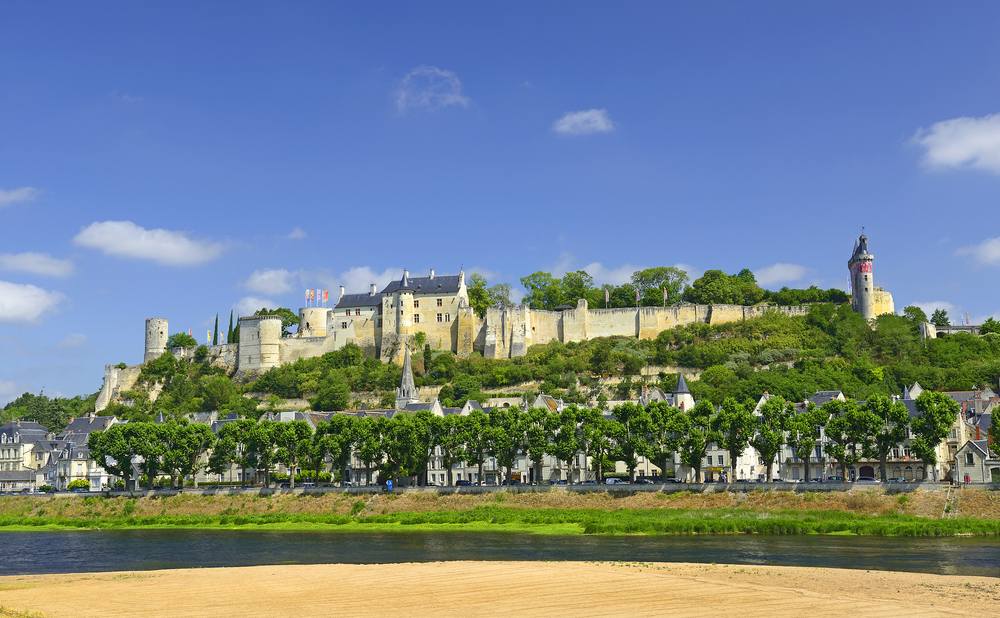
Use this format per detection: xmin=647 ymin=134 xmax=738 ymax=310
xmin=0 ymin=470 xmax=36 ymax=481
xmin=335 ymin=292 xmax=382 ymax=309
xmin=963 ymin=439 xmax=991 ymax=458
xmin=674 ymin=373 xmax=690 ymax=394
xmin=58 ymin=416 xmax=116 ymax=440
xmin=0 ymin=420 xmax=50 ymax=442
xmin=382 ymin=274 xmax=462 ymax=295
xmin=808 ymin=391 xmax=845 ymax=406
xmin=852 ymin=233 xmax=870 ymax=257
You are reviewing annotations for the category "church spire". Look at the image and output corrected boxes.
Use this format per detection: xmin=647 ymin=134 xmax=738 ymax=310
xmin=395 ymin=346 xmax=419 ymax=410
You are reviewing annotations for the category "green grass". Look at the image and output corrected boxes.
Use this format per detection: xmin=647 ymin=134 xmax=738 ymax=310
xmin=1 ymin=507 xmax=999 ymax=537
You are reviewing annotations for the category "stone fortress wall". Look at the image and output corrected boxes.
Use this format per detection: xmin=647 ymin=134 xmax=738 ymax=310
xmin=95 ymin=235 xmax=900 ymax=413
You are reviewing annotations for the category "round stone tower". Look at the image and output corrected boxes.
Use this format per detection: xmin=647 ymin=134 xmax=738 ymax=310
xmin=298 ymin=307 xmax=330 ymax=338
xmin=395 ymin=269 xmax=415 ymax=336
xmin=848 ymin=233 xmax=875 ymax=321
xmin=237 ymin=314 xmax=282 ymax=370
xmin=144 ymin=318 xmax=168 ymax=362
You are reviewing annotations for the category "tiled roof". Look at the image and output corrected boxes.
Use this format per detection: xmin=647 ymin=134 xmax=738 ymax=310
xmin=335 ymin=293 xmax=382 ymax=309
xmin=382 ymin=274 xmax=462 ymax=295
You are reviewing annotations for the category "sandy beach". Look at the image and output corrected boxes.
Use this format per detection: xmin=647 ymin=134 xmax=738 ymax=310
xmin=2 ymin=561 xmax=997 ymax=618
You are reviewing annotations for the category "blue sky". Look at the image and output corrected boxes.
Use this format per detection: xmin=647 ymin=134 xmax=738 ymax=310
xmin=3 ymin=3 xmax=1000 ymax=404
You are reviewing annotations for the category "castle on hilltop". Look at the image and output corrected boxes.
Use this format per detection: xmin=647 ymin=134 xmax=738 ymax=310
xmin=95 ymin=234 xmax=896 ymax=412
xmin=848 ymin=232 xmax=894 ymax=322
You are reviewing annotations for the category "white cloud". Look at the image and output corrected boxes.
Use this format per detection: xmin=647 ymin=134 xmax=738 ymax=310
xmin=551 ymin=109 xmax=615 ymax=136
xmin=395 ymin=66 xmax=470 ymax=113
xmin=234 ymin=296 xmax=277 ymax=316
xmin=755 ymin=263 xmax=810 ymax=287
xmin=0 ymin=280 xmax=66 ymax=323
xmin=109 ymin=90 xmax=143 ymax=103
xmin=56 ymin=333 xmax=89 ymax=349
xmin=0 ymin=187 xmax=39 ymax=207
xmin=73 ymin=221 xmax=224 ymax=266
xmin=286 ymin=227 xmax=307 ymax=239
xmin=0 ymin=380 xmax=28 ymax=406
xmin=338 ymin=267 xmax=403 ymax=294
xmin=911 ymin=301 xmax=960 ymax=323
xmin=0 ymin=252 xmax=74 ymax=277
xmin=245 ymin=269 xmax=296 ymax=295
xmin=579 ymin=262 xmax=640 ymax=286
xmin=956 ymin=237 xmax=1000 ymax=265
xmin=672 ymin=263 xmax=702 ymax=283
xmin=913 ymin=113 xmax=1000 ymax=173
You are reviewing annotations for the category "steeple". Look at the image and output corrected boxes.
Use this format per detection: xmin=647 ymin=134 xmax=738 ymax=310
xmin=675 ymin=373 xmax=690 ymax=394
xmin=395 ymin=347 xmax=419 ymax=410
xmin=673 ymin=373 xmax=694 ymax=411
xmin=397 ymin=269 xmax=414 ymax=292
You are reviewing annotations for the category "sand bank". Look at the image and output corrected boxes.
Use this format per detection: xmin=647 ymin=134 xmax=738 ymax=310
xmin=2 ymin=561 xmax=997 ymax=617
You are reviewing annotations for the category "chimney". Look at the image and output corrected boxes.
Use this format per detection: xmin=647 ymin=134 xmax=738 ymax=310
xmin=370 ymin=283 xmax=377 ymax=296
xmin=430 ymin=268 xmax=435 ymax=280
xmin=339 ymin=286 xmax=345 ymax=301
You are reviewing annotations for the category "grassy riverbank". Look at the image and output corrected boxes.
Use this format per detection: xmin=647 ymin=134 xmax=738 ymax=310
xmin=2 ymin=488 xmax=999 ymax=536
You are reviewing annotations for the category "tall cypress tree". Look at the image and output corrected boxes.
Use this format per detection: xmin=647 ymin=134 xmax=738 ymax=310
xmin=213 ymin=314 xmax=219 ymax=345
xmin=227 ymin=311 xmax=234 ymax=344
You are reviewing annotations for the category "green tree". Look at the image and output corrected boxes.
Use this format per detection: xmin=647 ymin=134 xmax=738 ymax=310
xmin=166 ymin=332 xmax=198 ymax=348
xmin=677 ymin=400 xmax=714 ymax=483
xmin=861 ymin=394 xmax=910 ymax=481
xmin=548 ymin=406 xmax=581 ymax=480
xmin=785 ymin=402 xmax=829 ymax=483
xmin=468 ymin=273 xmax=490 ymax=318
xmin=487 ymin=405 xmax=528 ymax=484
xmin=712 ymin=397 xmax=756 ymax=482
xmin=631 ymin=266 xmax=689 ymax=306
xmin=487 ymin=282 xmax=513 ymax=309
xmin=243 ymin=419 xmax=279 ymax=487
xmin=131 ymin=423 xmax=164 ymax=488
xmin=213 ymin=314 xmax=219 ymax=346
xmin=463 ymin=408 xmax=491 ymax=483
xmin=254 ymin=307 xmax=300 ymax=337
xmin=580 ymin=407 xmax=615 ymax=483
xmin=560 ymin=270 xmax=595 ymax=306
xmin=325 ymin=414 xmax=356 ymax=485
xmin=273 ymin=420 xmax=314 ymax=488
xmin=822 ymin=399 xmax=870 ymax=481
xmin=312 ymin=373 xmax=351 ymax=411
xmin=520 ymin=272 xmax=564 ymax=310
xmin=159 ymin=421 xmax=214 ymax=488
xmin=67 ymin=479 xmax=91 ymax=490
xmin=902 ymin=305 xmax=928 ymax=325
xmin=980 ymin=317 xmax=1000 ymax=335
xmin=227 ymin=310 xmax=234 ymax=343
xmin=354 ymin=416 xmax=383 ymax=486
xmin=910 ymin=390 xmax=960 ymax=480
xmin=88 ymin=424 xmax=141 ymax=491
xmin=646 ymin=401 xmax=683 ymax=480
xmin=930 ymin=308 xmax=950 ymax=327
xmin=749 ymin=396 xmax=793 ymax=481
xmin=611 ymin=402 xmax=652 ymax=481
xmin=432 ymin=415 xmax=467 ymax=486
xmin=524 ymin=407 xmax=552 ymax=484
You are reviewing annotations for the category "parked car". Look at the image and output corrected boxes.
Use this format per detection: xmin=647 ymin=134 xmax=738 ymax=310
xmin=856 ymin=477 xmax=880 ymax=483
xmin=454 ymin=480 xmax=472 ymax=487
xmin=886 ymin=477 xmax=906 ymax=483
xmin=279 ymin=482 xmax=291 ymax=489
xmin=605 ymin=478 xmax=628 ymax=485
xmin=808 ymin=478 xmax=824 ymax=483
xmin=580 ymin=480 xmax=598 ymax=485
xmin=827 ymin=475 xmax=846 ymax=482
xmin=634 ymin=478 xmax=655 ymax=485
xmin=301 ymin=483 xmax=316 ymax=488
xmin=664 ymin=477 xmax=684 ymax=483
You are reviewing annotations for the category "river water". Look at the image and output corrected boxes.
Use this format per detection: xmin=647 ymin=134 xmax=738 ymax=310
xmin=1 ymin=530 xmax=998 ymax=577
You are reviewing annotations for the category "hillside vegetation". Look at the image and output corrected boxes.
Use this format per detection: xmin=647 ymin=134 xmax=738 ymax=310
xmin=6 ymin=302 xmax=1000 ymax=430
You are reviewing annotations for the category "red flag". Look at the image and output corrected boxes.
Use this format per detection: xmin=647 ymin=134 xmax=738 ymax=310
xmin=323 ymin=289 xmax=329 ymax=303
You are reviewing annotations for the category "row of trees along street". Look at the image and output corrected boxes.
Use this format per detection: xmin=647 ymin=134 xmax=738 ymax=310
xmin=86 ymin=389 xmax=974 ymax=490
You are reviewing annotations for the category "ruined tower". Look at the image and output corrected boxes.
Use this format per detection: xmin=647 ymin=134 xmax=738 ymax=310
xmin=848 ymin=232 xmax=894 ymax=322
xmin=144 ymin=318 xmax=168 ymax=362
